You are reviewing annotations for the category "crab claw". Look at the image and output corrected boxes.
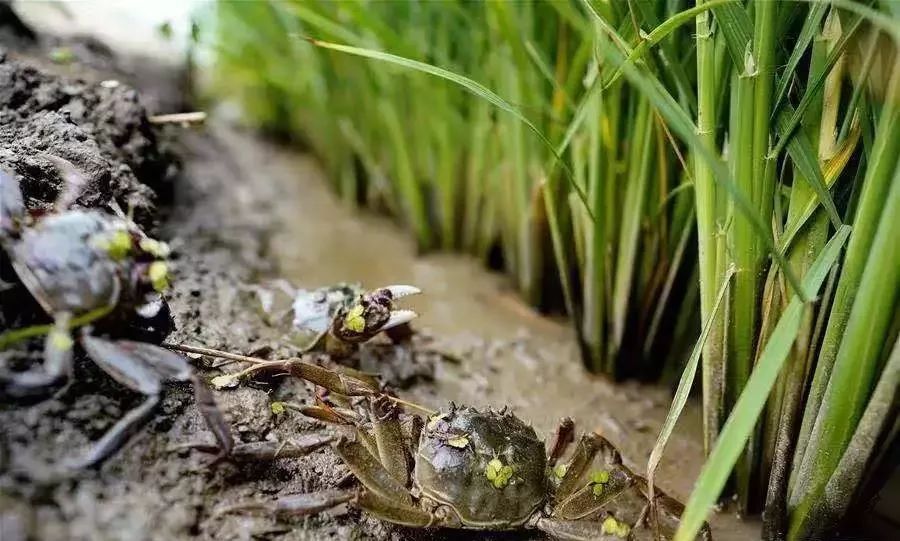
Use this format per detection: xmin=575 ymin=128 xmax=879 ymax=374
xmin=377 ymin=285 xmax=420 ymax=331
xmin=330 ymin=285 xmax=421 ymax=344
xmin=381 ymin=285 xmax=421 ymax=299
xmin=382 ymin=309 xmax=418 ymax=331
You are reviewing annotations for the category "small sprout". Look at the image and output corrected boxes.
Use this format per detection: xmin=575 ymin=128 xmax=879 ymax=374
xmin=552 ymin=464 xmax=568 ymax=479
xmin=343 ymin=304 xmax=366 ymax=333
xmin=426 ymin=412 xmax=447 ymax=431
xmin=590 ymin=470 xmax=610 ymax=484
xmin=601 ymin=516 xmax=631 ymax=538
xmin=446 ymin=434 xmax=469 ymax=449
xmin=590 ymin=469 xmax=610 ymax=498
xmin=485 ymin=458 xmax=513 ymax=489
xmin=95 ymin=229 xmax=133 ymax=260
xmin=49 ymin=47 xmax=75 ymax=65
xmin=270 ymin=401 xmax=286 ymax=415
xmin=485 ymin=458 xmax=502 ymax=480
xmin=139 ymin=237 xmax=171 ymax=258
xmin=148 ymin=261 xmax=170 ymax=292
xmin=211 ymin=374 xmax=240 ymax=390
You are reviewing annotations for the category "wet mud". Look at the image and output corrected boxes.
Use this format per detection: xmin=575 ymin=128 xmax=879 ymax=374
xmin=0 ymin=29 xmax=760 ymax=541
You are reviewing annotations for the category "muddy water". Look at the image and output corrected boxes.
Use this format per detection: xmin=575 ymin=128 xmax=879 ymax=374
xmin=217 ymin=127 xmax=759 ymax=540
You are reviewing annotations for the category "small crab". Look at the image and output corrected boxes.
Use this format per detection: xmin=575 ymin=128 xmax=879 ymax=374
xmin=290 ymin=283 xmax=420 ymax=357
xmin=188 ymin=347 xmax=711 ymax=540
xmin=0 ymin=162 xmax=232 ymax=470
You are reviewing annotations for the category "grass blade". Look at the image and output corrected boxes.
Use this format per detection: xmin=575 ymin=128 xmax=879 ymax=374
xmin=604 ymin=0 xmax=739 ymax=88
xmin=305 ymin=37 xmax=594 ymax=221
xmin=790 ymin=71 xmax=900 ymax=508
xmin=674 ymin=225 xmax=851 ymax=541
xmin=789 ymin=163 xmax=900 ymax=541
xmin=777 ymin=125 xmax=860 ymax=253
xmin=772 ymin=2 xmax=829 ymax=114
xmin=819 ymin=333 xmax=899 ymax=532
xmin=648 ymin=265 xmax=734 ymax=491
xmin=589 ymin=4 xmax=808 ymax=301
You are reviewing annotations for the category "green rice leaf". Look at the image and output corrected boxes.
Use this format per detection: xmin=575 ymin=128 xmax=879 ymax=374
xmin=675 ymin=225 xmax=851 ymax=541
xmin=648 ymin=266 xmax=734 ymax=489
xmin=604 ymin=0 xmax=739 ymax=88
xmin=305 ymin=37 xmax=594 ymax=222
xmin=592 ymin=28 xmax=808 ymax=300
xmin=772 ymin=2 xmax=828 ymax=114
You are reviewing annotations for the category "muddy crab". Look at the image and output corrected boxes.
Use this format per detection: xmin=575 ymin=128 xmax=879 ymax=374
xmin=0 ymin=163 xmax=231 ymax=470
xmin=181 ymin=346 xmax=711 ymax=540
xmin=289 ymin=283 xmax=420 ymax=357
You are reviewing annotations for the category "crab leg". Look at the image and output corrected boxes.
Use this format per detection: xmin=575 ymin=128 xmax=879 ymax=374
xmin=111 ymin=340 xmax=234 ymax=456
xmin=0 ymin=315 xmax=73 ymax=400
xmin=333 ymin=436 xmax=413 ymax=506
xmin=297 ymin=404 xmax=360 ymax=425
xmin=289 ymin=361 xmax=379 ymax=397
xmin=272 ymin=490 xmax=355 ymax=516
xmin=379 ymin=284 xmax=420 ymax=334
xmin=637 ymin=480 xmax=713 ymax=541
xmin=217 ymin=489 xmax=355 ymax=517
xmin=369 ymin=395 xmax=410 ymax=486
xmin=67 ymin=335 xmax=165 ymax=469
xmin=535 ymin=517 xmax=625 ymax=541
xmin=68 ymin=395 xmax=160 ymax=470
xmin=547 ymin=417 xmax=576 ymax=468
xmin=73 ymin=336 xmax=233 ymax=469
xmin=555 ymin=432 xmax=609 ymax=500
xmin=554 ymin=466 xmax=636 ymax=520
xmin=355 ymin=490 xmax=435 ymax=527
xmin=189 ymin=435 xmax=333 ymax=461
xmin=225 ymin=488 xmax=437 ymax=528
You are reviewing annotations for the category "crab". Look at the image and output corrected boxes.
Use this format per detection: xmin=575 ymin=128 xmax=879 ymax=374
xmin=0 ymin=162 xmax=232 ymax=470
xmin=183 ymin=346 xmax=712 ymax=540
xmin=290 ymin=283 xmax=420 ymax=357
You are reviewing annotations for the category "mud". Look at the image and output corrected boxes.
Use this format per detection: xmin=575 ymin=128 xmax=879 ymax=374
xmin=0 ymin=52 xmax=166 ymax=224
xmin=0 ymin=25 xmax=765 ymax=541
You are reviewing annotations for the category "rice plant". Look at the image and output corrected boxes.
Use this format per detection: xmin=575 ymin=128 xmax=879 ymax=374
xmin=206 ymin=0 xmax=899 ymax=538
xmin=592 ymin=2 xmax=898 ymax=539
xmin=208 ymin=0 xmax=696 ymax=380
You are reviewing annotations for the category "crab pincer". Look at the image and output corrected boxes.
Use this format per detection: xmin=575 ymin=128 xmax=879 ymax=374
xmin=290 ymin=283 xmax=420 ymax=358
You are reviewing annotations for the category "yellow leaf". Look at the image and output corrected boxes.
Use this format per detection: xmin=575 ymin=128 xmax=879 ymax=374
xmin=211 ymin=374 xmax=239 ymax=389
xmin=447 ymin=435 xmax=469 ymax=448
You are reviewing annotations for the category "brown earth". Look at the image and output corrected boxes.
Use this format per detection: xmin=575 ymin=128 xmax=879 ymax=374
xmin=0 ymin=19 xmax=765 ymax=541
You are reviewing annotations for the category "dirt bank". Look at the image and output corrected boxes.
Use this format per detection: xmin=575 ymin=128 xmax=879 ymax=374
xmin=0 ymin=33 xmax=760 ymax=541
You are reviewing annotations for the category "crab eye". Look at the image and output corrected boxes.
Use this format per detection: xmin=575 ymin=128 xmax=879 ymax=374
xmin=147 ymin=261 xmax=170 ymax=292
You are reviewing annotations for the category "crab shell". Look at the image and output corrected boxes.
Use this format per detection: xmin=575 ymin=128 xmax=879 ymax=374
xmin=290 ymin=284 xmax=361 ymax=350
xmin=415 ymin=405 xmax=547 ymax=528
xmin=8 ymin=210 xmax=159 ymax=315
